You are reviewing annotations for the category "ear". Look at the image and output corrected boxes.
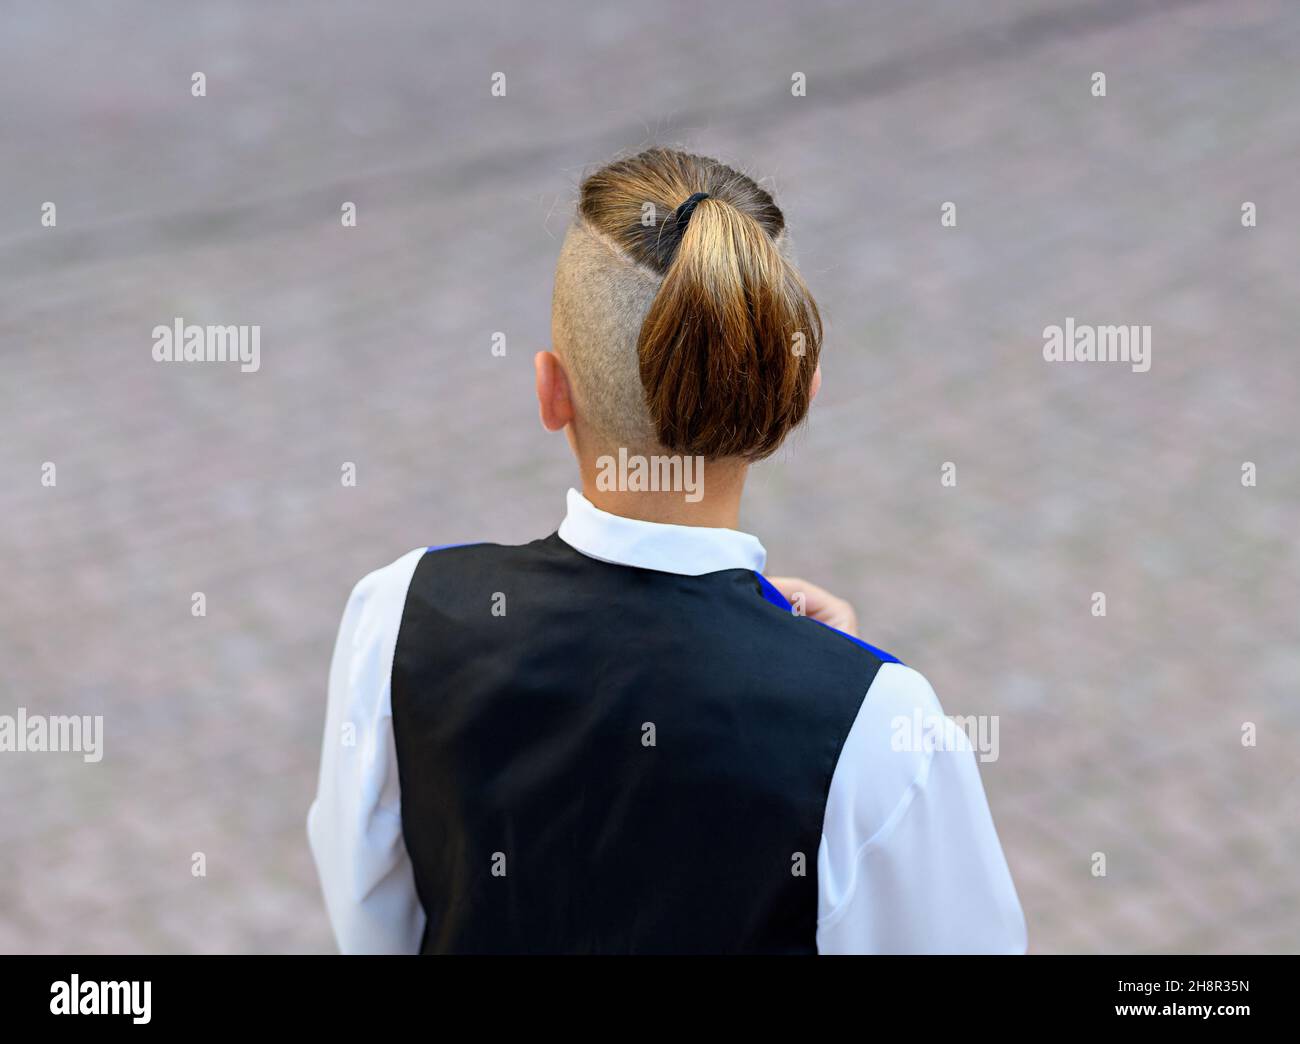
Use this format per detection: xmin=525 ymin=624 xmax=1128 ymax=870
xmin=809 ymin=362 xmax=822 ymax=404
xmin=534 ymin=350 xmax=575 ymax=432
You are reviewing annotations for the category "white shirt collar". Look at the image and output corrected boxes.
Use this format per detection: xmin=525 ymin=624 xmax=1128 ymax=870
xmin=557 ymin=488 xmax=767 ymax=576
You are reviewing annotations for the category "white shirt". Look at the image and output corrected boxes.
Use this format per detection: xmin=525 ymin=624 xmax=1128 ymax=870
xmin=307 ymin=489 xmax=1027 ymax=954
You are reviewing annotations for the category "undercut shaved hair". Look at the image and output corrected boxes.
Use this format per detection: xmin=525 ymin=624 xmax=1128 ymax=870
xmin=551 ymin=147 xmax=822 ymax=461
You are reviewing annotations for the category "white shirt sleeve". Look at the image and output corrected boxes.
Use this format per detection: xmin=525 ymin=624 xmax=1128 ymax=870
xmin=816 ymin=662 xmax=1027 ymax=954
xmin=307 ymin=548 xmax=428 ymax=954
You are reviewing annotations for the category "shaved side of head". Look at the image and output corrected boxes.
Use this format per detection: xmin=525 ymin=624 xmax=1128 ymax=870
xmin=551 ymin=218 xmax=661 ymax=451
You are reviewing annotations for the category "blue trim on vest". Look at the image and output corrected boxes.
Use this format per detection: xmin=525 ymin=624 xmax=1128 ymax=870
xmin=753 ymin=571 xmax=902 ymax=665
xmin=754 ymin=571 xmax=794 ymax=611
xmin=426 ymin=542 xmax=480 ymax=553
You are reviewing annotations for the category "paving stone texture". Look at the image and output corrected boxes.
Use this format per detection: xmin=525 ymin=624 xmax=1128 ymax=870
xmin=1 ymin=0 xmax=1296 ymax=952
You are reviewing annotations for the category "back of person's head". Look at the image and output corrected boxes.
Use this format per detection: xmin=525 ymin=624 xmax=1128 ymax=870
xmin=552 ymin=147 xmax=822 ymax=461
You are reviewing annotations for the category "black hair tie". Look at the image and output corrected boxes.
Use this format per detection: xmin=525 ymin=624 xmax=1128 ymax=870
xmin=670 ymin=192 xmax=711 ymax=231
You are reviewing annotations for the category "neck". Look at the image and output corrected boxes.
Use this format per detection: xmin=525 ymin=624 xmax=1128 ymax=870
xmin=577 ymin=451 xmax=747 ymax=529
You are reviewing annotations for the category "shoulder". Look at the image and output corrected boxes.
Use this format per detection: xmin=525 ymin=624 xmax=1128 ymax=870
xmin=857 ymin=661 xmax=957 ymax=754
xmin=323 ymin=549 xmax=432 ymax=728
xmin=334 ymin=548 xmax=431 ymax=657
xmin=819 ymin=663 xmax=971 ymax=895
xmin=840 ymin=661 xmax=974 ymax=805
xmin=344 ymin=547 xmax=430 ymax=614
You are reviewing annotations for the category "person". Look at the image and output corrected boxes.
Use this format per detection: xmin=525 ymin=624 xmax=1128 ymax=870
xmin=308 ymin=146 xmax=1027 ymax=954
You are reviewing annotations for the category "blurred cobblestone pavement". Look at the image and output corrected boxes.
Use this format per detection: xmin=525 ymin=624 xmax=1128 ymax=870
xmin=2 ymin=0 xmax=1298 ymax=953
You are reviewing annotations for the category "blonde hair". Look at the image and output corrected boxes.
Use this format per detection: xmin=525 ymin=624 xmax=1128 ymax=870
xmin=552 ymin=147 xmax=822 ymax=460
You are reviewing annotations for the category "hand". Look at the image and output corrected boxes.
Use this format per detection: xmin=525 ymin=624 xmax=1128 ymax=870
xmin=765 ymin=576 xmax=859 ymax=637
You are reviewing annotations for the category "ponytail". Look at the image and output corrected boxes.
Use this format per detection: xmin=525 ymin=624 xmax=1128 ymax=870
xmin=576 ymin=148 xmax=822 ymax=461
xmin=638 ymin=195 xmax=821 ymax=460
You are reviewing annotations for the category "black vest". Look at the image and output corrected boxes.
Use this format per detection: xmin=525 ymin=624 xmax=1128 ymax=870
xmin=391 ymin=535 xmax=888 ymax=954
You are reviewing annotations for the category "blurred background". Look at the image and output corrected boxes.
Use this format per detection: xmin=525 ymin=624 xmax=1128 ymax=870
xmin=1 ymin=0 xmax=1297 ymax=953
